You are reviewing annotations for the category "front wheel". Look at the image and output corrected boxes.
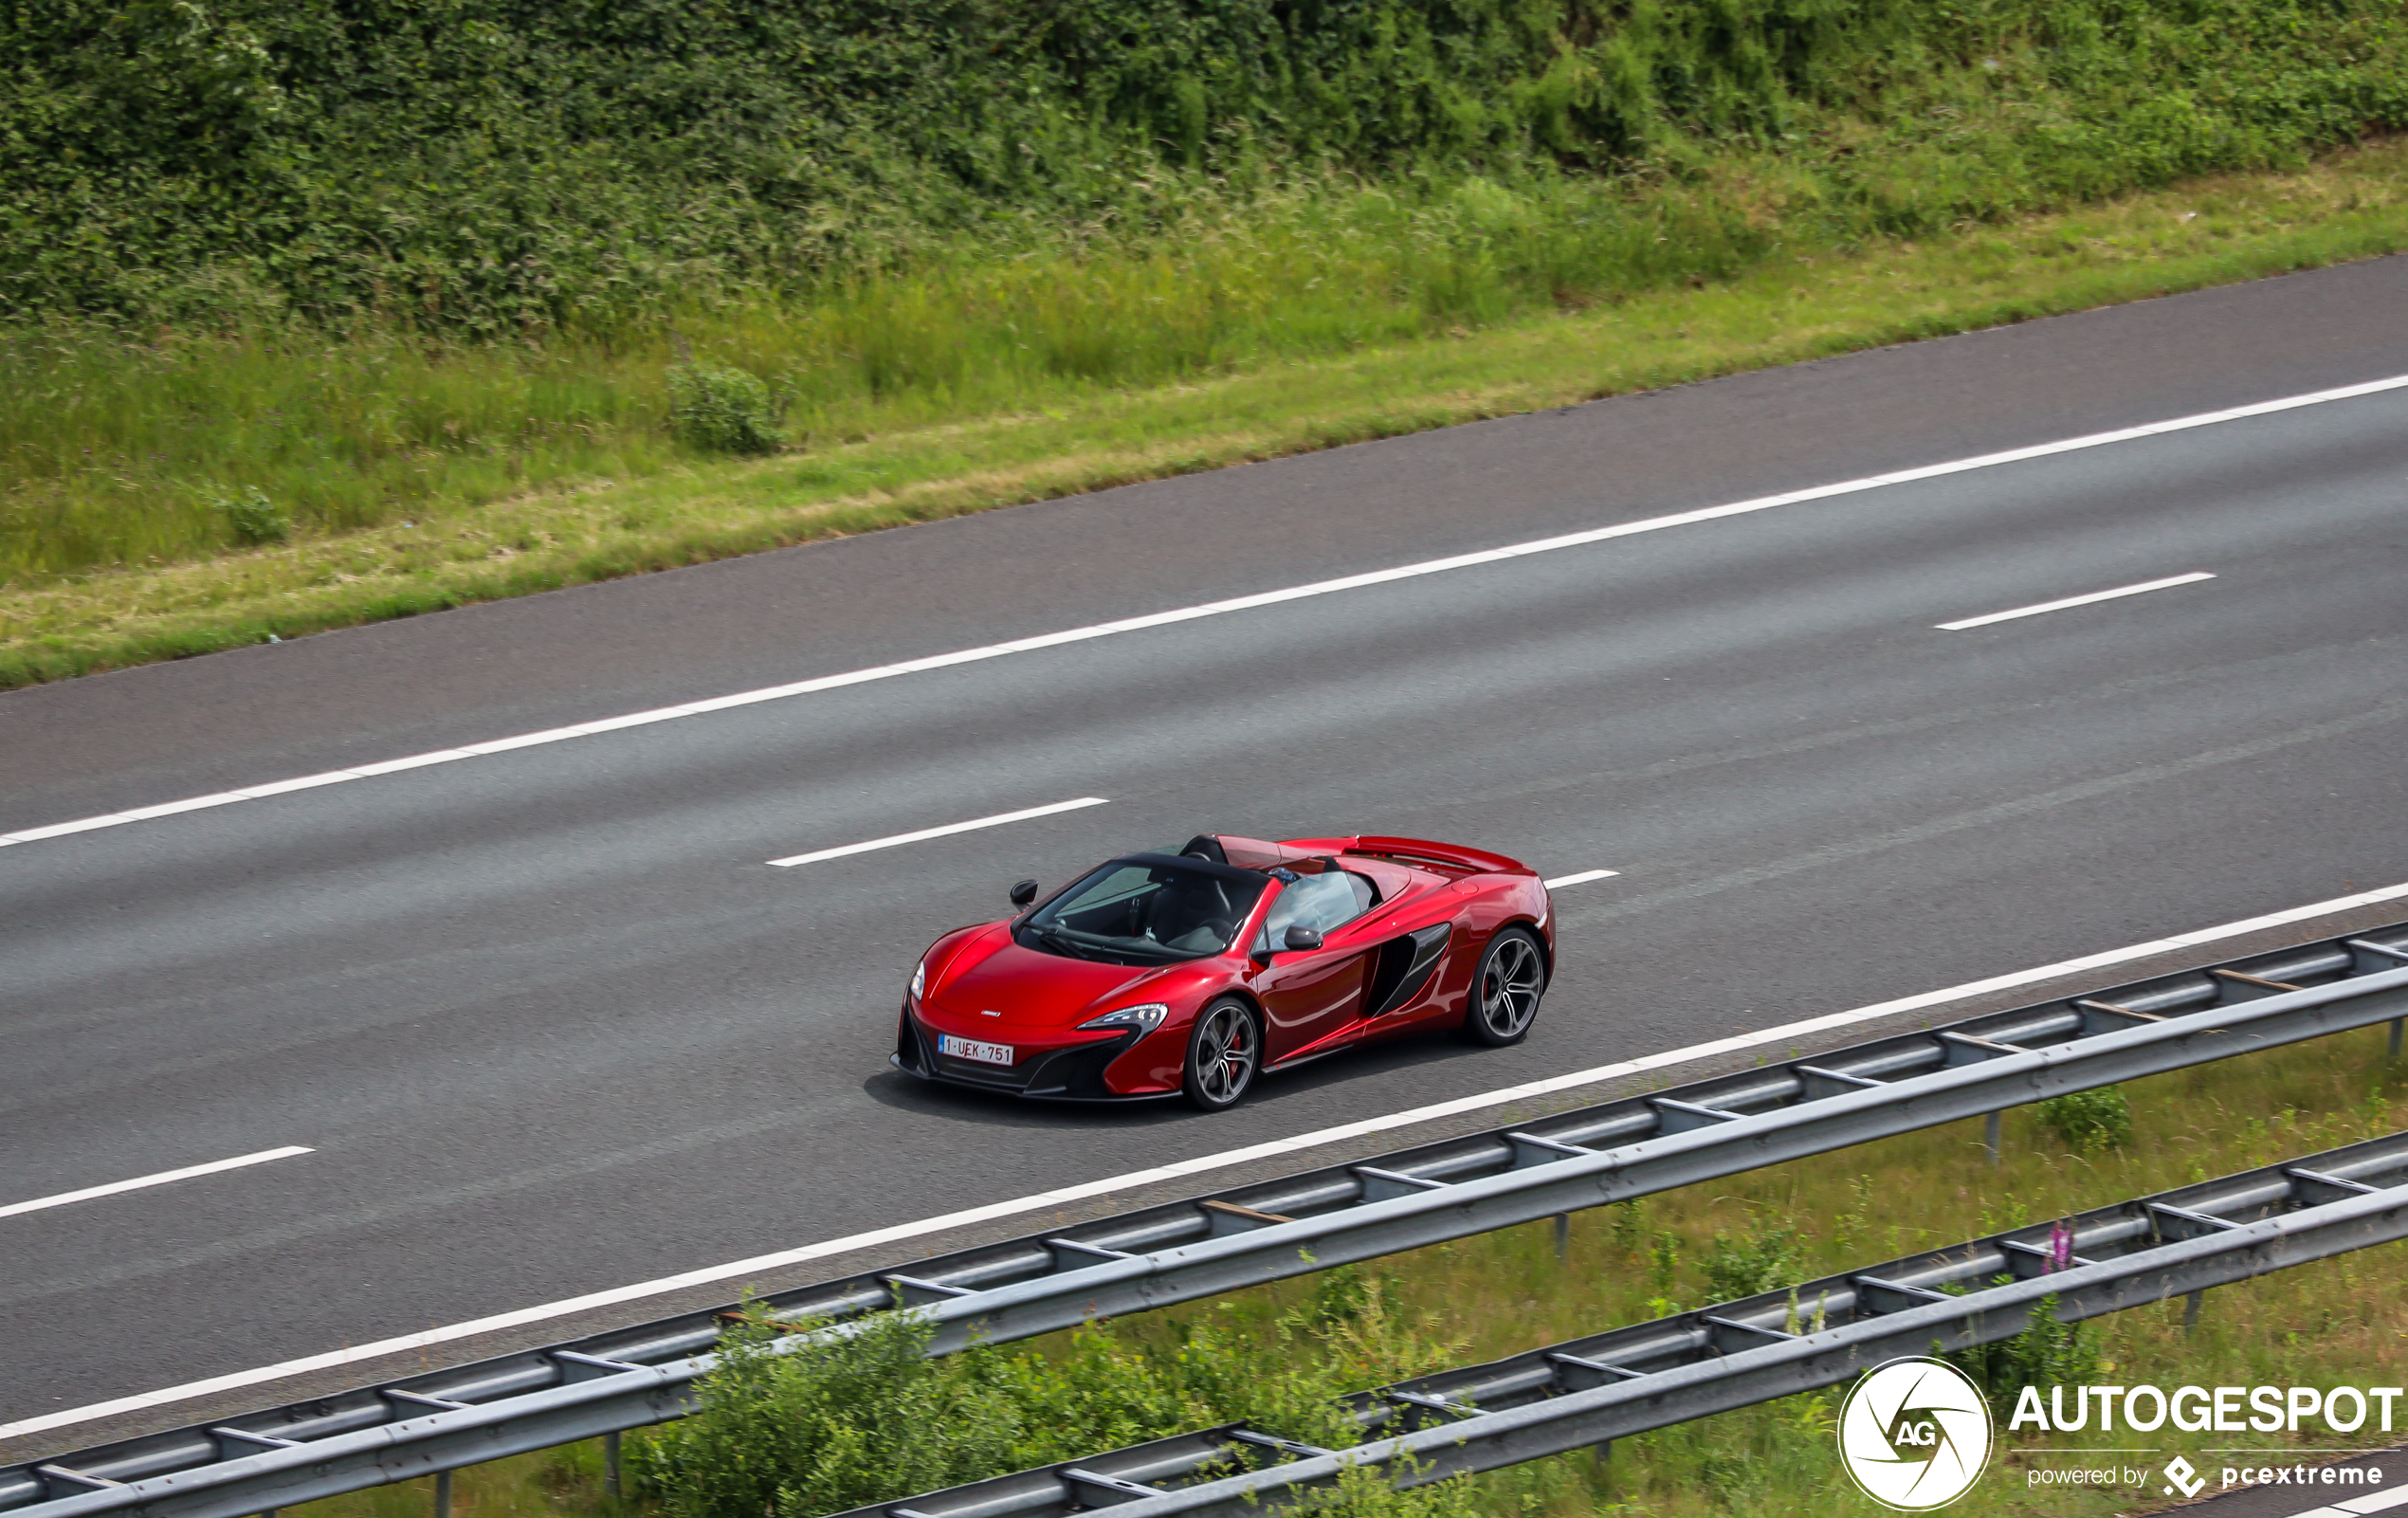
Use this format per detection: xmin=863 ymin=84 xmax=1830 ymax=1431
xmin=1460 ymin=926 xmax=1546 ymax=1046
xmin=1182 ymin=997 xmax=1261 ymax=1111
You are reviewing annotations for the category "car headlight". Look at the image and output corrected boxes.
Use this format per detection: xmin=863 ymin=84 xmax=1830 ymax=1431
xmin=910 ymin=960 xmax=926 ymax=1000
xmin=1078 ymin=1002 xmax=1168 ymax=1034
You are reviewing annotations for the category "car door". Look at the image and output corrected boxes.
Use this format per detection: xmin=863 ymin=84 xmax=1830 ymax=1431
xmin=1251 ymin=869 xmax=1378 ymax=1063
xmin=1255 ymin=936 xmax=1372 ymax=1064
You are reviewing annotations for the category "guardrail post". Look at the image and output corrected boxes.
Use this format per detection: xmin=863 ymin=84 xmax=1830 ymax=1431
xmin=604 ymin=1431 xmax=622 ymax=1499
xmin=1984 ymin=1110 xmax=2002 ymax=1167
xmin=2183 ymin=1289 xmax=2204 ymax=1336
xmin=1553 ymin=1214 xmax=1570 ymax=1261
xmin=2390 ymin=1016 xmax=2402 ymax=1061
xmin=434 ymin=1469 xmax=452 ymax=1518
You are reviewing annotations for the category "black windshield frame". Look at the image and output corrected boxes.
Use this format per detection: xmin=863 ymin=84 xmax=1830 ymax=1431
xmin=1016 ymin=853 xmax=1269 ymax=966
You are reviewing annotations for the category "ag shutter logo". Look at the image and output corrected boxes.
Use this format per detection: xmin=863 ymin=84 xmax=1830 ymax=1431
xmin=1838 ymin=1357 xmax=1997 ymax=1510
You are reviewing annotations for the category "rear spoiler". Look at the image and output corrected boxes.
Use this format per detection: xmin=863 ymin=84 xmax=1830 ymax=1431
xmin=1286 ymin=833 xmax=1533 ymax=876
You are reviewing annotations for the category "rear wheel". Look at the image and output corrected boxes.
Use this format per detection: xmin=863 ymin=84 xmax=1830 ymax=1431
xmin=1182 ymin=997 xmax=1261 ymax=1111
xmin=1460 ymin=927 xmax=1546 ymax=1046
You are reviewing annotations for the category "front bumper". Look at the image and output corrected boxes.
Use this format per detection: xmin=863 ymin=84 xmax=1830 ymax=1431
xmin=892 ymin=1006 xmax=1174 ymax=1102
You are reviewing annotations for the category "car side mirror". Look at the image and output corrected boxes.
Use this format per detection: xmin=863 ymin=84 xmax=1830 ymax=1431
xmin=1010 ymin=879 xmax=1039 ymax=907
xmin=1284 ymin=924 xmax=1323 ymax=952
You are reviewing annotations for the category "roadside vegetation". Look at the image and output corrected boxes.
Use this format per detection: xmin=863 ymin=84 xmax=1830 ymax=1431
xmin=6 ymin=0 xmax=2408 ymax=686
xmin=283 ymin=1021 xmax=2408 ymax=1518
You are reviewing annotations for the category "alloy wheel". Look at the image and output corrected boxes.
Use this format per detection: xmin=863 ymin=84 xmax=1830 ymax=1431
xmin=1476 ymin=932 xmax=1544 ymax=1041
xmin=1187 ymin=1000 xmax=1258 ymax=1108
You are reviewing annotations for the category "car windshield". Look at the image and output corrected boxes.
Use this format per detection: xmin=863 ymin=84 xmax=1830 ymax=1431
xmin=1018 ymin=855 xmax=1268 ymax=965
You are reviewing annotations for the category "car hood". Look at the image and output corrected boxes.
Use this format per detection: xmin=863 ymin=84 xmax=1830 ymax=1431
xmin=929 ymin=930 xmax=1201 ymax=1031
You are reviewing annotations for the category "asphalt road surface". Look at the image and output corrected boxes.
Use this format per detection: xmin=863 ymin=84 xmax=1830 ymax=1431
xmin=5 ymin=255 xmax=2408 ymax=1451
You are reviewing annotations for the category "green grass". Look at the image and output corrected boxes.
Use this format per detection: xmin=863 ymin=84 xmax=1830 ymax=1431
xmin=275 ymin=1022 xmax=2408 ymax=1518
xmin=8 ymin=137 xmax=2408 ymax=690
xmin=10 ymin=0 xmax=2401 ymax=338
xmin=6 ymin=0 xmax=2406 ymax=687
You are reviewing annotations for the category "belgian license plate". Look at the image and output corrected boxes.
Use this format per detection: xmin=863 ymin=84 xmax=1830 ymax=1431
xmin=939 ymin=1033 xmax=1013 ymax=1067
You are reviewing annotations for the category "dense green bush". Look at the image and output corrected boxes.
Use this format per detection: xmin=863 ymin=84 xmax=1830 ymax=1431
xmin=2037 ymin=1085 xmax=2136 ymax=1154
xmin=210 ymin=484 xmax=288 ymax=544
xmin=632 ymin=1271 xmax=1457 ymax=1518
xmin=666 ymin=363 xmax=782 ymax=455
xmin=1702 ymin=1225 xmax=1807 ymax=1301
xmin=4 ymin=0 xmax=2404 ymax=334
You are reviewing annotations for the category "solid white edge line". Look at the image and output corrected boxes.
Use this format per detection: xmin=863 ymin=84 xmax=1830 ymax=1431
xmin=1542 ymin=869 xmax=1620 ymax=888
xmin=1936 ymin=571 xmax=2218 ymax=631
xmin=11 ymin=878 xmax=2408 ymax=1444
xmin=8 ymin=375 xmax=2407 ymax=853
xmin=767 ymin=797 xmax=1111 ymax=868
xmin=0 ymin=1147 xmax=314 ymax=1223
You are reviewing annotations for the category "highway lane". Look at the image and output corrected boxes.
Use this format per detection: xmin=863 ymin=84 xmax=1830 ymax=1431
xmin=10 ymin=253 xmax=2408 ymax=836
xmin=5 ymin=257 xmax=2408 ymax=1443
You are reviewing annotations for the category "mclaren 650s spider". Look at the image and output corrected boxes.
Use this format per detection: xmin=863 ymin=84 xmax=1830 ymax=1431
xmin=892 ymin=832 xmax=1554 ymax=1111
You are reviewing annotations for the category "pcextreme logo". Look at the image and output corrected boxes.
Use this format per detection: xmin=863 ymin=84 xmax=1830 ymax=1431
xmin=2164 ymin=1455 xmax=2208 ymax=1498
xmin=1837 ymin=1357 xmax=1998 ymax=1510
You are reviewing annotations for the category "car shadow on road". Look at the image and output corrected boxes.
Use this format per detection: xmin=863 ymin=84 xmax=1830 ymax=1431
xmin=857 ymin=1026 xmax=1486 ymax=1131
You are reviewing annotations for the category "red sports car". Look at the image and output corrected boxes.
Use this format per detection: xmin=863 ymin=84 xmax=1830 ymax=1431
xmin=892 ymin=833 xmax=1554 ymax=1110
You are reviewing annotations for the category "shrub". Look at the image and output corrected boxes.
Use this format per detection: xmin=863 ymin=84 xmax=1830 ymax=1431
xmin=2038 ymin=1086 xmax=2134 ymax=1154
xmin=5 ymin=0 xmax=2403 ymax=336
xmin=1702 ymin=1226 xmax=1805 ymax=1301
xmin=666 ymin=364 xmax=782 ymax=455
xmin=213 ymin=486 xmax=290 ymax=545
xmin=1290 ymin=1458 xmax=1491 ymax=1516
xmin=633 ymin=1271 xmax=1456 ymax=1518
xmin=1949 ymin=1291 xmax=2101 ymax=1413
xmin=631 ymin=1308 xmax=963 ymax=1517
xmin=1648 ymin=1230 xmax=1681 ymax=1302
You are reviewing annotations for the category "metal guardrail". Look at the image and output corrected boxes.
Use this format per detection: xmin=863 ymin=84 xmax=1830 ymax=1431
xmin=8 ymin=926 xmax=2405 ymax=1518
xmin=844 ymin=1126 xmax=2408 ymax=1517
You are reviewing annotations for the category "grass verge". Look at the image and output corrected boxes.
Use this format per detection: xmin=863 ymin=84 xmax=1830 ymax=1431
xmin=278 ymin=1020 xmax=2408 ymax=1518
xmin=7 ymin=138 xmax=2408 ymax=690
